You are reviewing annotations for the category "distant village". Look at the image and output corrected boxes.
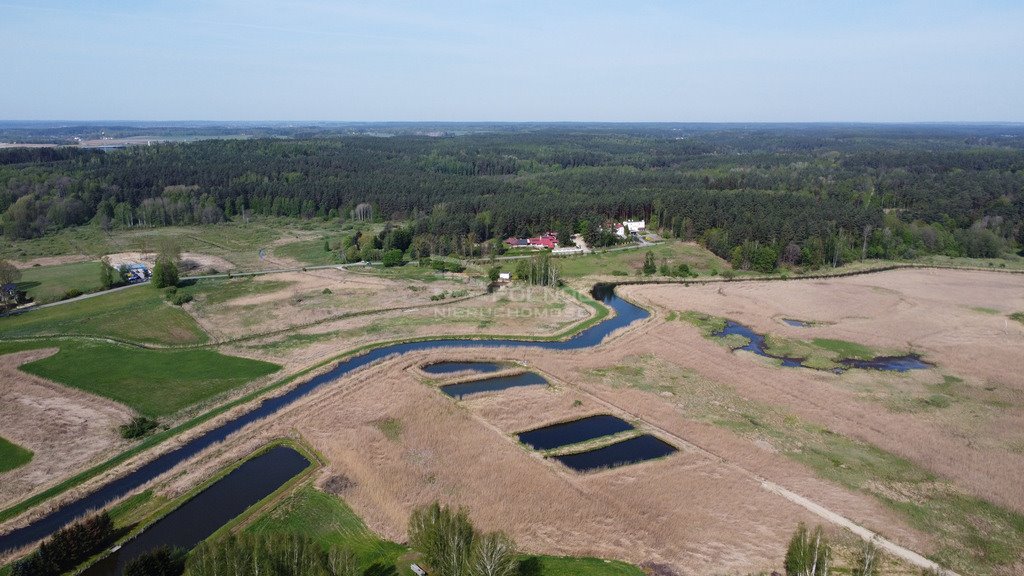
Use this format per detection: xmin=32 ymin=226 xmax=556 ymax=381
xmin=503 ymin=219 xmax=646 ymax=254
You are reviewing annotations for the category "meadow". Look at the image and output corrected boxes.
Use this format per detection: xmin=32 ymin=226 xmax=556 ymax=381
xmin=15 ymin=261 xmax=103 ymax=304
xmin=0 ymin=285 xmax=208 ymax=346
xmin=18 ymin=341 xmax=280 ymax=417
xmin=0 ymin=437 xmax=32 ymax=474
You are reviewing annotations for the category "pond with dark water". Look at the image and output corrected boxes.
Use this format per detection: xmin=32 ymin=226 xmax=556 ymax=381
xmin=80 ymin=446 xmax=309 ymax=576
xmin=0 ymin=284 xmax=648 ymax=554
xmin=714 ymin=321 xmax=804 ymax=367
xmin=421 ymin=361 xmax=504 ymax=375
xmin=839 ymin=354 xmax=932 ymax=372
xmin=715 ymin=320 xmax=932 ymax=372
xmin=440 ymin=371 xmax=547 ymax=399
xmin=552 ymin=435 xmax=677 ymax=472
xmin=518 ymin=415 xmax=634 ymax=451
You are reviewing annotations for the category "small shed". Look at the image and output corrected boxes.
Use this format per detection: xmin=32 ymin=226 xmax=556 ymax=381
xmin=410 ymin=564 xmax=428 ymax=576
xmin=498 ymin=272 xmax=511 ymax=281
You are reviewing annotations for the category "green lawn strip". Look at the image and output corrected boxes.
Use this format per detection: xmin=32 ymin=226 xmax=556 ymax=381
xmin=0 ymin=289 xmax=614 ymax=525
xmin=555 ymin=241 xmax=726 ymax=279
xmin=15 ymin=261 xmax=104 ymax=304
xmin=19 ymin=341 xmax=281 ymax=417
xmin=0 ymin=436 xmax=33 ymax=473
xmin=176 ymin=276 xmax=295 ymax=307
xmin=248 ymin=484 xmax=644 ymax=576
xmin=518 ymin=555 xmax=645 ymax=576
xmin=248 ymin=484 xmax=408 ymax=574
xmin=272 ymin=238 xmax=344 ymax=266
xmin=0 ymin=285 xmax=208 ymax=346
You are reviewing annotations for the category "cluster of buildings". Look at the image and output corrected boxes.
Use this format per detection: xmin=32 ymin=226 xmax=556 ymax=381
xmin=504 ymin=231 xmax=558 ymax=250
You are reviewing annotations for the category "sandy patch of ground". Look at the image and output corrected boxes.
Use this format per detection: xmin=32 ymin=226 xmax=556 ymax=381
xmin=619 ymin=268 xmax=1024 ymax=513
xmin=104 ymin=251 xmax=235 ymax=274
xmin=0 ymin=349 xmax=135 ymax=508
xmin=10 ymin=255 xmax=95 ymax=269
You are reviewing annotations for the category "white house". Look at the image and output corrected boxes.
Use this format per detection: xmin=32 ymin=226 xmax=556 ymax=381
xmin=624 ymin=219 xmax=646 ymax=233
xmin=615 ymin=220 xmax=646 ymax=238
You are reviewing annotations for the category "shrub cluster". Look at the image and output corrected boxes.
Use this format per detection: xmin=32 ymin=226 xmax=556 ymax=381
xmin=11 ymin=513 xmax=113 ymax=576
xmin=120 ymin=416 xmax=159 ymax=439
xmin=185 ymin=533 xmax=357 ymax=576
xmin=408 ymin=502 xmax=518 ymax=576
xmin=420 ymin=258 xmax=465 ymax=273
xmin=124 ymin=546 xmax=184 ymax=576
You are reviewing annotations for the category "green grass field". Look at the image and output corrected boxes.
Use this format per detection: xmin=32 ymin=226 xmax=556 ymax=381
xmin=177 ymin=276 xmax=294 ymax=306
xmin=555 ymin=241 xmax=728 ymax=278
xmin=0 ymin=285 xmax=208 ymax=346
xmin=17 ymin=341 xmax=280 ymax=417
xmin=0 ymin=219 xmax=339 ymax=270
xmin=250 ymin=485 xmax=644 ymax=576
xmin=272 ymin=238 xmax=344 ymax=266
xmin=0 ymin=436 xmax=33 ymax=473
xmin=15 ymin=261 xmax=104 ymax=304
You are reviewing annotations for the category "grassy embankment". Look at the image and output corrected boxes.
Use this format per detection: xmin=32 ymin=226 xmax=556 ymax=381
xmin=0 ymin=436 xmax=33 ymax=473
xmin=250 ymin=484 xmax=644 ymax=576
xmin=587 ymin=356 xmax=1024 ymax=575
xmin=15 ymin=261 xmax=103 ymax=304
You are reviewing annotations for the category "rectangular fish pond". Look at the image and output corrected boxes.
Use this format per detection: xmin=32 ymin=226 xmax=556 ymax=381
xmin=440 ymin=371 xmax=547 ymax=399
xmin=551 ymin=434 xmax=678 ymax=473
xmin=518 ymin=415 xmax=635 ymax=451
xmin=80 ymin=445 xmax=310 ymax=576
xmin=422 ymin=361 xmax=505 ymax=375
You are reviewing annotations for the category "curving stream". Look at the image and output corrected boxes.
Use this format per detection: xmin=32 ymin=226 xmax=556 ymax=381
xmin=0 ymin=284 xmax=648 ymax=555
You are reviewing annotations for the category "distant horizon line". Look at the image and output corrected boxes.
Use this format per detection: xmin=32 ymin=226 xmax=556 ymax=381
xmin=2 ymin=120 xmax=1023 ymax=125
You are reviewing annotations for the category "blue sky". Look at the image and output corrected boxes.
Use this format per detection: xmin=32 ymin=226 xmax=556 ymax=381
xmin=1 ymin=1 xmax=1021 ymax=121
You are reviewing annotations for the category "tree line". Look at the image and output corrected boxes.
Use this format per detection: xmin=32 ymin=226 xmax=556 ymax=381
xmin=1 ymin=128 xmax=1021 ymax=268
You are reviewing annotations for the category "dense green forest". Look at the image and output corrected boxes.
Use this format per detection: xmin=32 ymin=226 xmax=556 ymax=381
xmin=1 ymin=124 xmax=1022 ymax=269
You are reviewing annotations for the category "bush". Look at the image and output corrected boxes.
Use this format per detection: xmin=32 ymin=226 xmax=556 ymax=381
xmin=720 ymin=269 xmax=736 ymax=280
xmin=11 ymin=513 xmax=113 ymax=576
xmin=408 ymin=502 xmax=519 ymax=576
xmin=60 ymin=289 xmax=84 ymax=300
xmin=784 ymin=523 xmax=832 ymax=576
xmin=124 ymin=546 xmax=184 ymax=576
xmin=186 ymin=533 xmax=357 ymax=576
xmin=322 ymin=288 xmax=332 ymax=294
xmin=168 ymin=293 xmax=193 ymax=306
xmin=382 ymin=248 xmax=405 ymax=267
xmin=151 ymin=257 xmax=179 ymax=289
xmin=120 ymin=416 xmax=159 ymax=439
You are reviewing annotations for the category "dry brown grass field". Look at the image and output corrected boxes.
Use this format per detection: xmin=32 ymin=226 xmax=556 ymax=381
xmin=3 ymin=266 xmax=1021 ymax=574
xmin=0 ymin=349 xmax=135 ymax=507
xmin=223 ymin=283 xmax=591 ymax=370
xmin=621 ymin=268 xmax=1024 ymax=513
